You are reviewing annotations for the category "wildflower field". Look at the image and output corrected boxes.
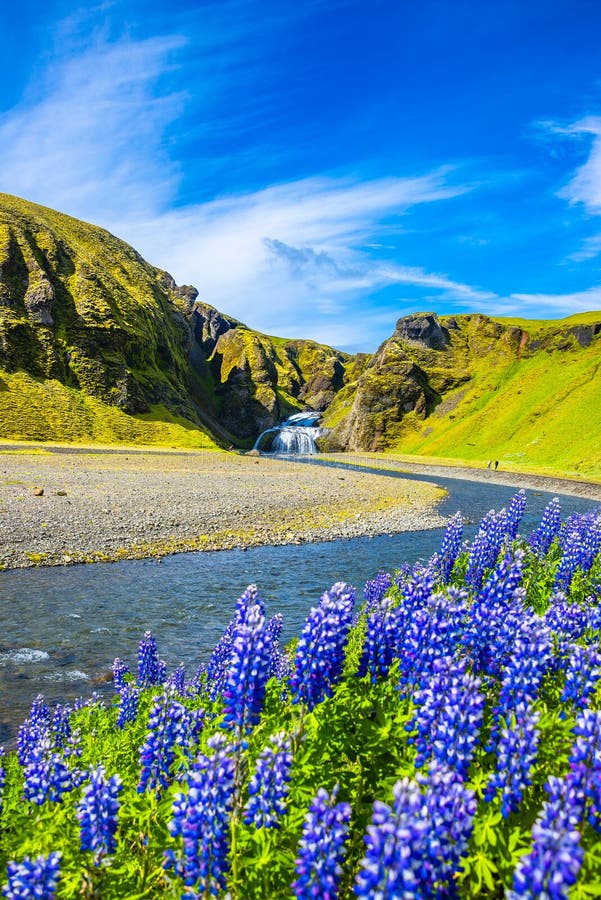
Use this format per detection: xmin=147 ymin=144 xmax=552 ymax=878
xmin=2 ymin=491 xmax=601 ymax=898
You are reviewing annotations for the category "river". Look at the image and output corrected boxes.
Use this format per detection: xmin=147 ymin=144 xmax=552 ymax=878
xmin=0 ymin=464 xmax=598 ymax=742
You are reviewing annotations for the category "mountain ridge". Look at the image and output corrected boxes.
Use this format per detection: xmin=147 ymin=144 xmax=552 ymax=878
xmin=1 ymin=193 xmax=600 ymax=474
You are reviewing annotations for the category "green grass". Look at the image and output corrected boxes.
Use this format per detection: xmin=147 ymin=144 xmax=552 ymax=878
xmin=389 ymin=342 xmax=601 ymax=476
xmin=0 ymin=370 xmax=220 ymax=448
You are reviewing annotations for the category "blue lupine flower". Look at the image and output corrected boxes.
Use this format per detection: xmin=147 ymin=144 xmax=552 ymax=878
xmin=569 ymin=710 xmax=601 ymax=831
xmin=77 ymin=766 xmax=122 ymax=865
xmin=222 ymin=603 xmax=272 ymax=733
xmin=421 ymin=763 xmax=477 ymax=888
xmin=51 ymin=705 xmax=72 ymax=750
xmin=290 ymin=583 xmax=355 ymax=711
xmin=137 ymin=632 xmax=166 ymax=688
xmin=463 ymin=550 xmax=526 ymax=677
xmin=491 ymin=619 xmax=552 ymax=744
xmin=409 ymin=656 xmax=485 ymax=780
xmin=354 ymin=777 xmax=427 ymax=897
xmin=292 ymin=786 xmax=351 ymax=900
xmin=23 ymin=739 xmax=73 ymax=805
xmin=529 ymin=497 xmax=561 ymax=556
xmin=465 ymin=508 xmax=510 ymax=591
xmin=357 ymin=598 xmax=401 ymax=682
xmin=2 ymin=852 xmax=62 ymax=899
xmin=244 ymin=732 xmax=293 ymax=829
xmin=116 ymin=684 xmax=140 ymax=729
xmin=17 ymin=695 xmax=51 ymax=766
xmin=166 ymin=734 xmax=236 ymax=896
xmin=438 ymin=511 xmax=464 ymax=582
xmin=506 ymin=490 xmax=527 ymax=540
xmin=554 ymin=513 xmax=601 ymax=594
xmin=265 ymin=614 xmax=290 ymax=681
xmin=138 ymin=693 xmax=195 ymax=794
xmin=363 ymin=570 xmax=393 ymax=613
xmin=561 ymin=644 xmax=601 ymax=711
xmin=509 ymin=773 xmax=585 ymax=899
xmin=206 ymin=620 xmax=236 ymax=700
xmin=234 ymin=583 xmax=264 ymax=621
xmin=112 ymin=658 xmax=129 ymax=691
xmin=545 ymin=593 xmax=588 ymax=644
xmin=485 ymin=707 xmax=541 ymax=818
xmin=168 ymin=664 xmax=186 ymax=695
xmin=398 ymin=588 xmax=468 ymax=691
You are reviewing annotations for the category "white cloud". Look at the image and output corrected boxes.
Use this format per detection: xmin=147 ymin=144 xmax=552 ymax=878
xmin=550 ymin=116 xmax=601 ymax=213
xmin=511 ymin=285 xmax=601 ymax=313
xmin=0 ymin=33 xmax=185 ymax=219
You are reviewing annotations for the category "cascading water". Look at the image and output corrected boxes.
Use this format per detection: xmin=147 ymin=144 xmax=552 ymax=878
xmin=253 ymin=411 xmax=324 ymax=455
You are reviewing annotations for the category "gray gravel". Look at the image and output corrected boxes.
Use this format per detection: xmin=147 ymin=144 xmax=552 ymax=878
xmin=0 ymin=448 xmax=446 ymax=569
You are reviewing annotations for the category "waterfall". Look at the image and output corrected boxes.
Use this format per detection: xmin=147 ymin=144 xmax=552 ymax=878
xmin=253 ymin=411 xmax=324 ymax=455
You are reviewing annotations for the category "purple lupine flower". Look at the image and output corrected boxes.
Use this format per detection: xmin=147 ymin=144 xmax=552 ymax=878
xmin=438 ymin=511 xmax=464 ymax=583
xmin=206 ymin=620 xmax=236 ymax=700
xmin=234 ymin=583 xmax=265 ymax=621
xmin=507 ymin=490 xmax=527 ymax=540
xmin=569 ymin=710 xmax=601 ymax=831
xmin=491 ymin=618 xmax=553 ymax=745
xmin=50 ymin=705 xmax=72 ymax=750
xmin=529 ymin=497 xmax=561 ymax=556
xmin=554 ymin=525 xmax=587 ymax=594
xmin=509 ymin=774 xmax=585 ymax=900
xmin=398 ymin=587 xmax=468 ymax=691
xmin=244 ymin=732 xmax=293 ymax=829
xmin=266 ymin=614 xmax=290 ymax=680
xmin=363 ymin=571 xmax=392 ymax=614
xmin=465 ymin=508 xmax=509 ymax=591
xmin=137 ymin=631 xmax=166 ymax=688
xmin=292 ymin=786 xmax=351 ymax=900
xmin=166 ymin=734 xmax=236 ymax=896
xmin=138 ymin=693 xmax=195 ymax=794
xmin=420 ymin=763 xmax=477 ymax=888
xmin=116 ymin=684 xmax=140 ymax=729
xmin=222 ymin=603 xmax=272 ymax=733
xmin=167 ymin=664 xmax=186 ymax=695
xmin=561 ymin=644 xmax=601 ymax=711
xmin=357 ymin=598 xmax=401 ymax=682
xmin=23 ymin=739 xmax=73 ymax=805
xmin=485 ymin=707 xmax=541 ymax=818
xmin=463 ymin=549 xmax=526 ymax=677
xmin=112 ymin=658 xmax=129 ymax=692
xmin=290 ymin=583 xmax=355 ymax=711
xmin=17 ymin=695 xmax=51 ymax=766
xmin=2 ymin=852 xmax=62 ymax=900
xmin=77 ymin=766 xmax=122 ymax=865
xmin=545 ymin=593 xmax=588 ymax=644
xmin=354 ymin=777 xmax=428 ymax=897
xmin=408 ymin=656 xmax=485 ymax=780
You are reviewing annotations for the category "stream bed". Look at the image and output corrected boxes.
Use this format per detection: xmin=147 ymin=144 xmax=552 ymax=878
xmin=0 ymin=465 xmax=598 ymax=742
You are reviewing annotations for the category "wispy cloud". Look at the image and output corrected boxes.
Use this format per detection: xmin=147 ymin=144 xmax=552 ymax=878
xmin=538 ymin=115 xmax=601 ymax=214
xmin=511 ymin=285 xmax=601 ymax=313
xmin=0 ymin=32 xmax=185 ymax=218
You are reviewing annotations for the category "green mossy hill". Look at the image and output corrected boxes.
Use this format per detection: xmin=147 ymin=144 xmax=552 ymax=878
xmin=0 ymin=195 xmax=350 ymax=447
xmin=187 ymin=302 xmax=351 ymax=442
xmin=321 ymin=311 xmax=601 ymax=476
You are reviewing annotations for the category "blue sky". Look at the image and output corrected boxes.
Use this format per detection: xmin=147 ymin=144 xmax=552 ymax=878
xmin=2 ymin=0 xmax=601 ymax=350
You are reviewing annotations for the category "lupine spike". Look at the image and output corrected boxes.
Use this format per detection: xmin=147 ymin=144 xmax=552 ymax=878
xmin=77 ymin=766 xmax=122 ymax=865
xmin=244 ymin=732 xmax=293 ymax=829
xmin=2 ymin=852 xmax=62 ymax=900
xmin=292 ymin=786 xmax=351 ymax=899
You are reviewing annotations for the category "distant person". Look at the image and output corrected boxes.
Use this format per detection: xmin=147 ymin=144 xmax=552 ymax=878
xmin=494 ymin=460 xmax=499 ymax=470
xmin=486 ymin=460 xmax=491 ymax=469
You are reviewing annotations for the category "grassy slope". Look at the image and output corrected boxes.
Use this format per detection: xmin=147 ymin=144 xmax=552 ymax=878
xmin=0 ymin=194 xmax=220 ymax=448
xmin=392 ymin=333 xmax=601 ymax=476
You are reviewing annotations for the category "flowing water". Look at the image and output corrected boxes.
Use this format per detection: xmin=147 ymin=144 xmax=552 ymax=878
xmin=0 ymin=465 xmax=598 ymax=742
xmin=254 ymin=412 xmax=323 ymax=454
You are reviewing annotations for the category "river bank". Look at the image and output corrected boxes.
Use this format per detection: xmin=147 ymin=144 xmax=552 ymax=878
xmin=316 ymin=453 xmax=601 ymax=502
xmin=0 ymin=447 xmax=445 ymax=569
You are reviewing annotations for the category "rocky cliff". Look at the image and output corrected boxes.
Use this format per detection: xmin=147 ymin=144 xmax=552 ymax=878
xmin=0 ymin=195 xmax=350 ymax=446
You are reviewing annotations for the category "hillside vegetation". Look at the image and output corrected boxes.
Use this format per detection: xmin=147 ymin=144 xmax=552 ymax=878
xmin=321 ymin=312 xmax=601 ymax=477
